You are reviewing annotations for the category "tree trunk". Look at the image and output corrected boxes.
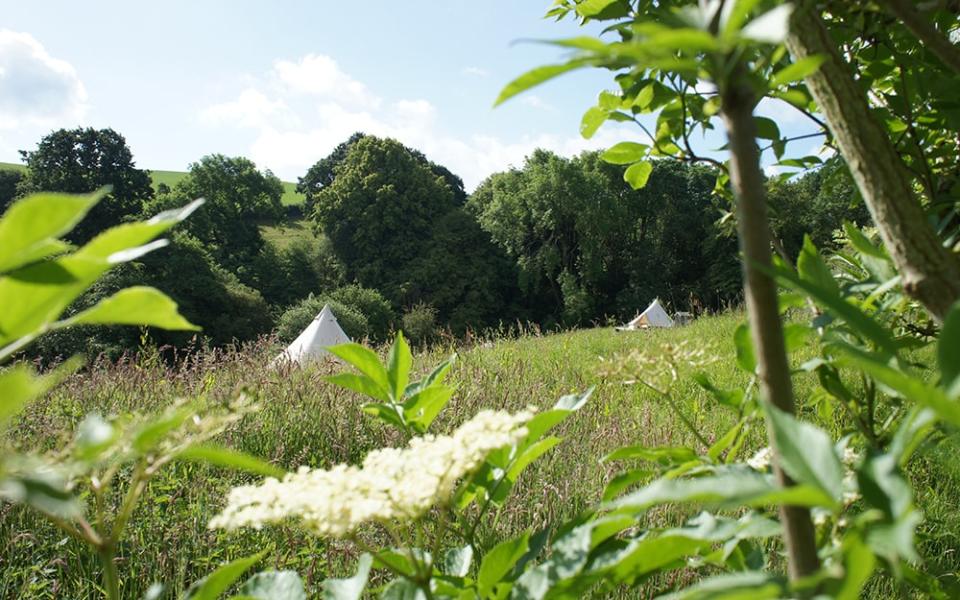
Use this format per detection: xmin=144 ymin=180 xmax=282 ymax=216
xmin=720 ymin=70 xmax=821 ymax=581
xmin=786 ymin=5 xmax=960 ymax=322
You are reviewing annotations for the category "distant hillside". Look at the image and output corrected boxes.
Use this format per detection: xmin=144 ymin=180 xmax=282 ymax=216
xmin=0 ymin=162 xmax=305 ymax=206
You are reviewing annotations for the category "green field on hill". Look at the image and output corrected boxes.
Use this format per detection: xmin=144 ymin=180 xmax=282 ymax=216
xmin=0 ymin=162 xmax=305 ymax=206
xmin=2 ymin=313 xmax=955 ymax=598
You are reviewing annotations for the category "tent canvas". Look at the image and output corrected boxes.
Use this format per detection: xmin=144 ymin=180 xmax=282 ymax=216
xmin=274 ymin=304 xmax=351 ymax=364
xmin=619 ymin=299 xmax=674 ymax=330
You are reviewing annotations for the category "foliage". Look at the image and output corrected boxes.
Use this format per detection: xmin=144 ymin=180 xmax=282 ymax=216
xmin=470 ymin=151 xmax=732 ymax=322
xmin=307 ymin=135 xmax=511 ymax=330
xmin=146 ymin=154 xmax=284 ymax=279
xmin=276 ymin=285 xmax=394 ymax=342
xmin=18 ymin=128 xmax=155 ymax=244
xmin=208 ymin=332 xmax=595 ymax=597
xmin=0 ymin=189 xmax=292 ymax=599
xmin=402 ymin=302 xmax=438 ymax=344
xmin=250 ymin=235 xmax=345 ymax=308
xmin=0 ymin=168 xmax=24 ymax=215
xmin=276 ymin=294 xmax=369 ymax=343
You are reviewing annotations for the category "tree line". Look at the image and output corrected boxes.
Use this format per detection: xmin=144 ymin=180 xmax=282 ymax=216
xmin=0 ymin=126 xmax=867 ymax=359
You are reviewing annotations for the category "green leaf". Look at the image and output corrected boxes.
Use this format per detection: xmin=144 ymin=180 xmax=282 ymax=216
xmin=441 ymin=545 xmax=473 ymax=577
xmin=495 ymin=60 xmax=590 ymax=106
xmin=0 ymin=200 xmax=201 ymax=350
xmin=60 ymin=286 xmax=198 ymax=330
xmin=73 ymin=414 xmax=117 ymax=462
xmin=78 ymin=198 xmax=203 ymax=261
xmin=326 ymin=373 xmax=391 ymax=403
xmin=692 ymin=373 xmax=744 ymax=411
xmin=733 ymin=323 xmax=756 ymax=374
xmin=0 ymin=365 xmax=44 ymax=426
xmin=322 ymin=554 xmax=372 ymax=600
xmin=237 ymin=571 xmax=306 ymax=600
xmin=379 ymin=578 xmax=427 ymax=600
xmin=589 ymin=534 xmax=709 ymax=583
xmin=832 ymin=534 xmax=876 ymax=600
xmin=740 ymin=4 xmax=794 ymax=44
xmin=796 ymin=235 xmax=839 ymax=296
xmin=752 ymin=116 xmax=780 ymax=141
xmin=0 ymin=469 xmax=81 ymax=519
xmin=181 ymin=551 xmax=265 ymax=600
xmin=836 ymin=345 xmax=960 ymax=428
xmin=580 ymin=106 xmax=609 ymax=139
xmin=387 ymin=332 xmax=412 ymax=402
xmin=601 ymin=142 xmax=648 ymax=165
xmin=606 ymin=468 xmax=830 ymax=513
xmin=770 ymin=56 xmax=826 ymax=88
xmin=656 ymin=571 xmax=784 ymax=599
xmin=176 ymin=445 xmax=285 ymax=478
xmin=602 ymin=445 xmax=698 ymax=465
xmin=0 ymin=190 xmax=102 ymax=273
xmin=939 ymin=301 xmax=960 ymax=397
xmin=492 ymin=437 xmax=562 ymax=503
xmin=575 ymin=0 xmax=628 ymax=19
xmin=769 ymin=262 xmax=897 ymax=356
xmin=403 ymin=384 xmax=455 ymax=432
xmin=623 ymin=161 xmax=653 ymax=189
xmin=763 ymin=404 xmax=844 ymax=507
xmin=478 ymin=533 xmax=529 ymax=596
xmin=326 ymin=343 xmax=391 ymax=396
xmin=133 ymin=407 xmax=191 ymax=453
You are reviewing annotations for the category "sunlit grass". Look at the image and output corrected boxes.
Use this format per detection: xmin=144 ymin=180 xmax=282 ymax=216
xmin=2 ymin=312 xmax=955 ymax=598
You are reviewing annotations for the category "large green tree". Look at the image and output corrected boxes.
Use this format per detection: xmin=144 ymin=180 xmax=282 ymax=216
xmin=19 ymin=128 xmax=154 ymax=243
xmin=470 ymin=150 xmax=727 ymax=324
xmin=146 ymin=154 xmax=283 ymax=279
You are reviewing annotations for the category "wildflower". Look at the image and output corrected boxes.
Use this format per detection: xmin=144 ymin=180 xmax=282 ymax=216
xmin=598 ymin=341 xmax=718 ymax=392
xmin=209 ymin=408 xmax=533 ymax=537
xmin=746 ymin=447 xmax=772 ymax=471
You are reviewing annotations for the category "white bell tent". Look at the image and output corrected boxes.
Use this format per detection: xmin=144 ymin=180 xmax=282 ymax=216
xmin=619 ymin=299 xmax=674 ymax=330
xmin=275 ymin=304 xmax=351 ymax=365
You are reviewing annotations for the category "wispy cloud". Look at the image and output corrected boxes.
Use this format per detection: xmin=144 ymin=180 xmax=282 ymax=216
xmin=200 ymin=54 xmax=637 ymax=189
xmin=0 ymin=30 xmax=88 ymax=129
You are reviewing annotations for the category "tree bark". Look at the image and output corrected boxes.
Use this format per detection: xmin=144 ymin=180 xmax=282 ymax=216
xmin=720 ymin=70 xmax=821 ymax=581
xmin=877 ymin=0 xmax=960 ymax=76
xmin=786 ymin=4 xmax=960 ymax=323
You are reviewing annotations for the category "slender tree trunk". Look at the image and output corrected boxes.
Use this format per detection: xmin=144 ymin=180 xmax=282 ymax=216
xmin=786 ymin=4 xmax=960 ymax=322
xmin=877 ymin=0 xmax=960 ymax=75
xmin=720 ymin=70 xmax=821 ymax=580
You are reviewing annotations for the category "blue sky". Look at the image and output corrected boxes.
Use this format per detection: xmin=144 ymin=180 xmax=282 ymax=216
xmin=0 ymin=1 xmax=819 ymax=189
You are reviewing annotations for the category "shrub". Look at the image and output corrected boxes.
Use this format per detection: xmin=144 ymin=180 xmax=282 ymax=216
xmin=325 ymin=284 xmax=394 ymax=341
xmin=401 ymin=301 xmax=437 ymax=343
xmin=276 ymin=295 xmax=368 ymax=342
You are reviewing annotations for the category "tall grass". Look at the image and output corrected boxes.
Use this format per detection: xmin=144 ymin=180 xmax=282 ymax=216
xmin=2 ymin=312 xmax=956 ymax=598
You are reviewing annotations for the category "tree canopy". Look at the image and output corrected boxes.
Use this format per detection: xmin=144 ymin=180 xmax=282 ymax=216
xmin=19 ymin=127 xmax=154 ymax=243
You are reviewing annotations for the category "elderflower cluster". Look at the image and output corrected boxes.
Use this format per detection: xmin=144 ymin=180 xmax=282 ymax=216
xmin=209 ymin=408 xmax=533 ymax=537
xmin=598 ymin=341 xmax=718 ymax=392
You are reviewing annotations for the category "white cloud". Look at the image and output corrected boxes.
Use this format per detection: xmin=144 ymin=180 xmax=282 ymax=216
xmin=201 ymin=88 xmax=298 ymax=130
xmin=200 ymin=54 xmax=641 ymax=190
xmin=273 ymin=54 xmax=380 ymax=109
xmin=0 ymin=30 xmax=88 ymax=129
xmin=462 ymin=66 xmax=489 ymax=77
xmin=519 ymin=95 xmax=556 ymax=111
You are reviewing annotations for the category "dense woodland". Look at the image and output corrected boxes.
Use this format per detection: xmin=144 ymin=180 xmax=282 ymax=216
xmin=0 ymin=126 xmax=867 ymax=358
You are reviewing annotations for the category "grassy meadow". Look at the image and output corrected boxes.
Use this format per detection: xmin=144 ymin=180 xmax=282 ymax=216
xmin=2 ymin=312 xmax=958 ymax=598
xmin=149 ymin=169 xmax=305 ymax=206
xmin=0 ymin=163 xmax=305 ymax=206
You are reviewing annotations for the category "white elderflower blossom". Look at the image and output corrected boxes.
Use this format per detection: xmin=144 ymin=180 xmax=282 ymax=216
xmin=209 ymin=408 xmax=533 ymax=537
xmin=747 ymin=447 xmax=773 ymax=471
